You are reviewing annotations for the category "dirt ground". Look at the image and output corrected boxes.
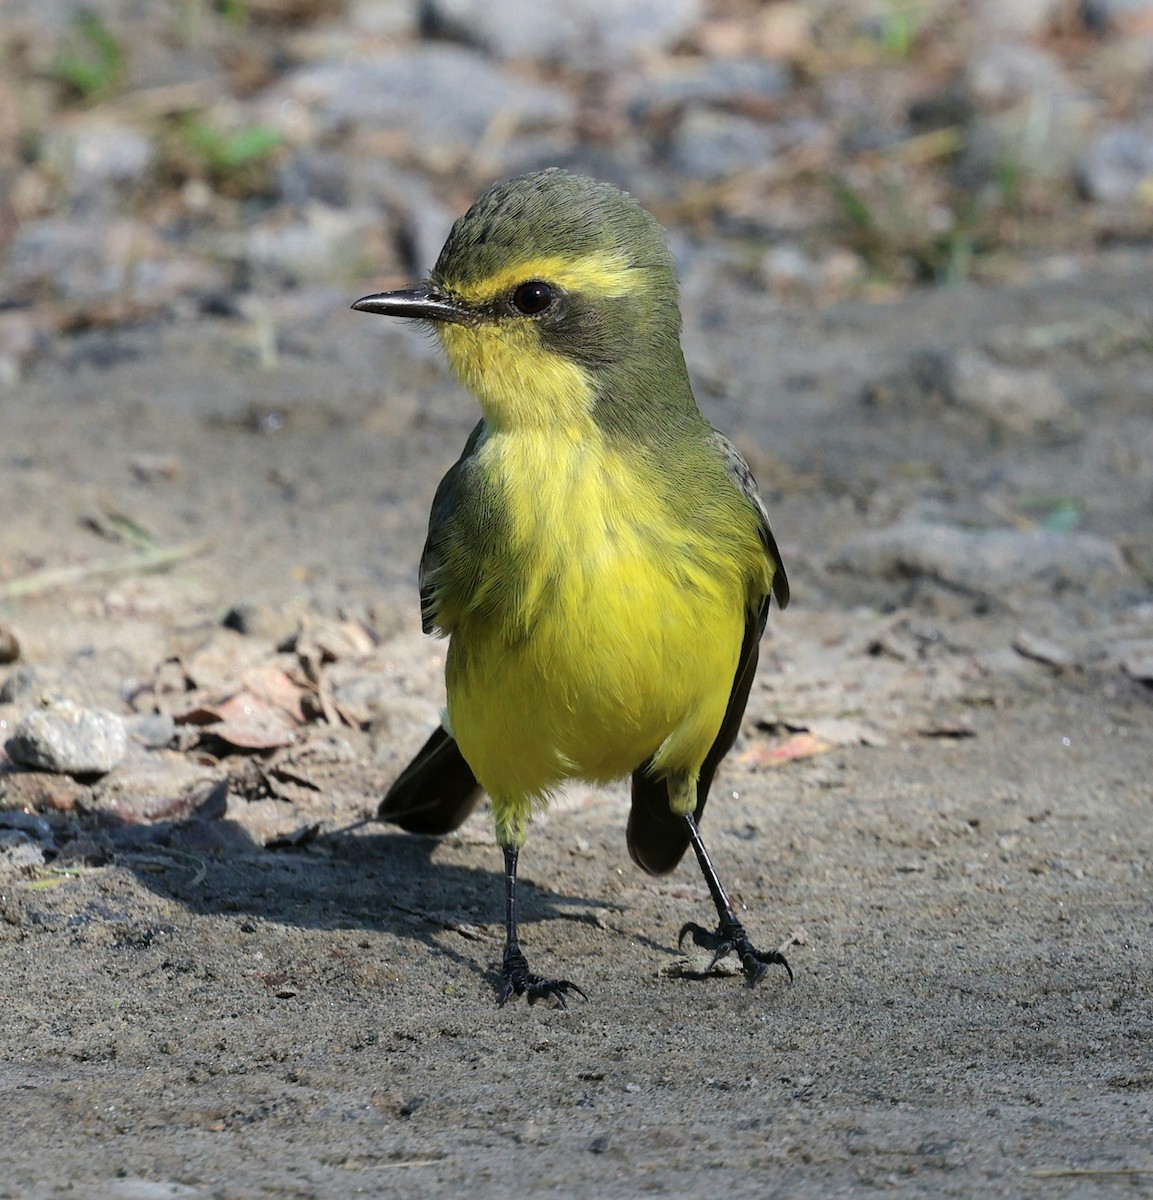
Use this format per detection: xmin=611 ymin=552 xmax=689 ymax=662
xmin=1 ymin=246 xmax=1152 ymax=1198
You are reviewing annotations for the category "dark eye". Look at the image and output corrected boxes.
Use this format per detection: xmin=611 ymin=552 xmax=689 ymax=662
xmin=511 ymin=281 xmax=554 ymax=315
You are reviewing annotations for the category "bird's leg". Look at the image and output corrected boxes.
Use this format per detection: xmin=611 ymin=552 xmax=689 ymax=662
xmin=678 ymin=813 xmax=793 ymax=985
xmin=498 ymin=845 xmax=587 ymax=1007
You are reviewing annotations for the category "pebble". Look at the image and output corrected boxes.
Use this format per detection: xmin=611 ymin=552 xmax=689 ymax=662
xmin=1013 ymin=630 xmax=1077 ymax=667
xmin=965 ymin=42 xmax=1065 ymax=110
xmin=1076 ymin=121 xmax=1153 ymax=203
xmin=266 ymin=46 xmax=573 ymax=147
xmin=423 ymin=0 xmax=701 ymax=66
xmin=0 ymin=623 xmax=19 ymax=664
xmin=0 ymin=312 xmax=50 ymax=388
xmin=960 ymin=41 xmax=1093 ymax=182
xmin=975 ymin=0 xmax=1064 ymax=36
xmin=1114 ymin=639 xmax=1153 ymax=681
xmin=833 ymin=522 xmax=1129 ymax=595
xmin=944 ymin=349 xmax=1082 ymax=439
xmin=6 ymin=216 xmax=226 ymax=308
xmin=0 ymin=829 xmax=46 ymax=873
xmin=6 ymin=700 xmax=128 ymax=776
xmin=232 ymin=203 xmax=387 ymax=286
xmin=625 ymin=57 xmax=790 ymax=119
xmin=668 ymin=108 xmax=782 ymax=180
xmin=1081 ymin=0 xmax=1153 ymax=33
xmin=39 ymin=116 xmax=155 ymax=208
xmin=124 ymin=712 xmax=178 ymax=750
xmin=85 ymin=757 xmax=228 ymax=824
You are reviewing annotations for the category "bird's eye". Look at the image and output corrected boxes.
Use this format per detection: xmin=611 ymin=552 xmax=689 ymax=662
xmin=511 ymin=281 xmax=554 ymax=315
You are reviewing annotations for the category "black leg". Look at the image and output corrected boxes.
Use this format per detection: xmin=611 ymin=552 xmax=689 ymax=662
xmin=678 ymin=814 xmax=793 ymax=985
xmin=498 ymin=846 xmax=587 ymax=1007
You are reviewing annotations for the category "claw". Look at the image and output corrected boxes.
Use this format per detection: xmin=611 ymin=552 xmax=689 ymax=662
xmin=677 ymin=918 xmax=793 ymax=985
xmin=500 ymin=945 xmax=587 ymax=1008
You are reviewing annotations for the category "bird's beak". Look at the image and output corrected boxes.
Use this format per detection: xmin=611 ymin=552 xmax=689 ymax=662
xmin=351 ymin=285 xmax=472 ymax=325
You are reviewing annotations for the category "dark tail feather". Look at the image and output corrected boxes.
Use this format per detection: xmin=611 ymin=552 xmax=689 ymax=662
xmin=627 ymin=637 xmax=762 ymax=876
xmin=378 ymin=725 xmax=483 ymax=835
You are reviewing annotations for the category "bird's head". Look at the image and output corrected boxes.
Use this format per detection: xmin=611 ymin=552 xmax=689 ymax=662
xmin=353 ymin=169 xmax=691 ymax=435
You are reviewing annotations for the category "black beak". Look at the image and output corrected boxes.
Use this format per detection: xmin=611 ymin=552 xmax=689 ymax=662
xmin=351 ymin=286 xmax=471 ymax=325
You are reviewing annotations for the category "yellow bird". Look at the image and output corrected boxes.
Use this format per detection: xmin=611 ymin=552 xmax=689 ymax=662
xmin=353 ymin=168 xmax=790 ymax=1004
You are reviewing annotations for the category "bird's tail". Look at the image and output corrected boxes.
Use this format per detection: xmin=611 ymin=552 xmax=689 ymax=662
xmin=378 ymin=725 xmax=483 ymax=835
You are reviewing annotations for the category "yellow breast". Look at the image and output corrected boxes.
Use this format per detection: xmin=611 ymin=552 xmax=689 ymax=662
xmin=445 ymin=424 xmax=754 ymax=821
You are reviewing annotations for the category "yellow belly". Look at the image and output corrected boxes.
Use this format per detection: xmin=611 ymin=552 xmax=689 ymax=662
xmin=443 ymin=427 xmax=760 ymax=843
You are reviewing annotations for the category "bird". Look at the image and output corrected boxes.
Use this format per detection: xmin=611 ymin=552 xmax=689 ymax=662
xmin=353 ymin=168 xmax=791 ymax=1006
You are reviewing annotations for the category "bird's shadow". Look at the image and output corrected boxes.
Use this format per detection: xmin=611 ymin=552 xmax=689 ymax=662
xmin=54 ymin=805 xmax=604 ymax=994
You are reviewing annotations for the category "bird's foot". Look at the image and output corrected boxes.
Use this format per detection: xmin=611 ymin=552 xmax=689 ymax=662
xmin=678 ymin=919 xmax=794 ymax=985
xmin=499 ymin=945 xmax=587 ymax=1008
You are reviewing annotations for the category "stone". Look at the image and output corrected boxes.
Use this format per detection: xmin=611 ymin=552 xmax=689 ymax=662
xmin=0 ymin=830 xmax=46 ymax=873
xmin=39 ymin=116 xmax=155 ymax=208
xmin=668 ymin=108 xmax=782 ymax=180
xmin=833 ymin=523 xmax=1129 ymax=595
xmin=965 ymin=41 xmax=1065 ymax=110
xmin=976 ymin=0 xmax=1064 ymax=35
xmin=232 ymin=203 xmax=387 ymax=285
xmin=423 ymin=0 xmax=701 ymax=66
xmin=85 ymin=755 xmax=227 ymax=824
xmin=961 ymin=44 xmax=1094 ymax=181
xmin=265 ymin=46 xmax=573 ymax=147
xmin=6 ymin=700 xmax=128 ymax=776
xmin=0 ymin=623 xmax=19 ymax=665
xmin=1082 ymin=0 xmax=1153 ymax=33
xmin=944 ymin=349 xmax=1082 ymax=438
xmin=1076 ymin=121 xmax=1153 ymax=203
xmin=627 ymin=57 xmax=791 ymax=119
xmin=5 ymin=217 xmax=227 ymax=308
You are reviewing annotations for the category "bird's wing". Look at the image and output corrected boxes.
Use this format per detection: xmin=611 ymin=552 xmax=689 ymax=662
xmin=626 ymin=431 xmax=787 ymax=875
xmin=418 ymin=419 xmax=486 ymax=634
xmin=380 ymin=420 xmax=488 ymax=832
xmin=708 ymin=428 xmax=789 ymax=611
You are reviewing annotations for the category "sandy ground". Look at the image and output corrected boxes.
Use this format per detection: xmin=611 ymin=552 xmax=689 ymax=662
xmin=1 ymin=250 xmax=1152 ymax=1198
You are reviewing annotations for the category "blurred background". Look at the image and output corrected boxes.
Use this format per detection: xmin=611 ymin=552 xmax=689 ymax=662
xmin=3 ymin=0 xmax=1153 ymax=369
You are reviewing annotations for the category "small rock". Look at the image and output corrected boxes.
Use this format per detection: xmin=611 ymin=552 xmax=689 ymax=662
xmin=965 ymin=41 xmax=1065 ymax=109
xmin=342 ymin=160 xmax=454 ymax=275
xmin=945 ymin=349 xmax=1081 ymax=438
xmin=761 ymin=243 xmax=819 ymax=294
xmin=668 ymin=108 xmax=782 ymax=180
xmin=265 ymin=46 xmax=573 ymax=147
xmin=625 ymin=57 xmax=790 ymax=120
xmin=6 ymin=217 xmax=227 ymax=309
xmin=1082 ymin=0 xmax=1153 ymax=33
xmin=0 ymin=311 xmax=51 ymax=388
xmin=39 ymin=116 xmax=155 ymax=207
xmin=0 ymin=829 xmax=46 ymax=873
xmin=423 ymin=0 xmax=701 ymax=66
xmin=1076 ymin=121 xmax=1153 ymax=203
xmin=230 ymin=203 xmax=387 ymax=286
xmin=85 ymin=757 xmax=227 ymax=824
xmin=124 ymin=712 xmax=178 ymax=750
xmin=6 ymin=700 xmax=128 ymax=776
xmin=327 ymin=664 xmax=393 ymax=728
xmin=0 ymin=623 xmax=19 ymax=665
xmin=833 ymin=522 xmax=1129 ymax=595
xmin=976 ymin=0 xmax=1063 ymax=35
xmin=961 ymin=44 xmax=1093 ymax=181
xmin=0 ymin=770 xmax=88 ymax=813
xmin=1114 ymin=639 xmax=1153 ymax=681
xmin=1013 ymin=631 xmax=1077 ymax=667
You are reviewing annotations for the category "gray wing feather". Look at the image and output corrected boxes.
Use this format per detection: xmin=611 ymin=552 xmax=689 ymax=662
xmin=708 ymin=429 xmax=789 ymax=610
xmin=419 ymin=419 xmax=487 ymax=634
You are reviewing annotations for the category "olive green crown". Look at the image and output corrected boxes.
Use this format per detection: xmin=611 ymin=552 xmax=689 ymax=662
xmin=431 ymin=168 xmax=676 ymax=292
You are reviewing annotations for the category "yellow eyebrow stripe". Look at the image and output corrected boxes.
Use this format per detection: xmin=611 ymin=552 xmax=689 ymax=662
xmin=444 ymin=251 xmax=634 ymax=307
